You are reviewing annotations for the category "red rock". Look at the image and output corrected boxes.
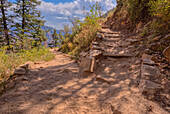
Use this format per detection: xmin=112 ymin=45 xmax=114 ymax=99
xmin=163 ymin=46 xmax=170 ymax=63
xmin=139 ymin=80 xmax=162 ymax=94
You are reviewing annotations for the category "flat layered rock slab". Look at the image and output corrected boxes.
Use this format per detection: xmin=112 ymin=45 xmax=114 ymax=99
xmin=100 ymin=29 xmax=120 ymax=34
xmin=103 ymin=53 xmax=132 ymax=57
xmin=119 ymin=42 xmax=131 ymax=47
xmin=101 ymin=25 xmax=109 ymax=28
xmin=96 ymin=76 xmax=116 ymax=84
xmin=102 ymin=38 xmax=121 ymax=42
xmin=102 ymin=31 xmax=121 ymax=34
xmin=104 ymin=33 xmax=122 ymax=37
xmin=79 ymin=52 xmax=88 ymax=58
xmin=142 ymin=59 xmax=155 ymax=65
xmin=103 ymin=48 xmax=130 ymax=54
xmin=126 ymin=39 xmax=141 ymax=43
xmin=100 ymin=42 xmax=119 ymax=48
xmin=92 ymin=42 xmax=99 ymax=45
xmin=91 ymin=45 xmax=101 ymax=50
xmin=104 ymin=35 xmax=122 ymax=38
xmin=89 ymin=50 xmax=102 ymax=58
xmin=96 ymin=33 xmax=103 ymax=39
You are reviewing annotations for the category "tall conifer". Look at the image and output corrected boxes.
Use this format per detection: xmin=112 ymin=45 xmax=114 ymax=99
xmin=0 ymin=0 xmax=12 ymax=47
xmin=13 ymin=0 xmax=45 ymax=48
xmin=52 ymin=29 xmax=59 ymax=47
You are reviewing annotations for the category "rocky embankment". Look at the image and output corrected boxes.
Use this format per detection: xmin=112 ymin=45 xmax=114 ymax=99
xmin=79 ymin=25 xmax=170 ymax=113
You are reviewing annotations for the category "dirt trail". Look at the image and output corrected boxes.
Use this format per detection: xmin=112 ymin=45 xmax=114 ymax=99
xmin=0 ymin=28 xmax=169 ymax=114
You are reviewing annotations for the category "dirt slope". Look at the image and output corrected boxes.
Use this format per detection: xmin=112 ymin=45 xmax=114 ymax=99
xmin=0 ymin=29 xmax=169 ymax=114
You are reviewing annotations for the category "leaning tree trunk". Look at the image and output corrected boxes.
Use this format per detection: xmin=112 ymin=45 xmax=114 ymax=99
xmin=22 ymin=0 xmax=25 ymax=32
xmin=0 ymin=0 xmax=9 ymax=47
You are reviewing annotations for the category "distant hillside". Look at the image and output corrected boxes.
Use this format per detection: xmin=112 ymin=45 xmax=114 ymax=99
xmin=10 ymin=25 xmax=59 ymax=44
xmin=9 ymin=25 xmax=66 ymax=45
xmin=41 ymin=26 xmax=60 ymax=43
xmin=102 ymin=8 xmax=114 ymax=18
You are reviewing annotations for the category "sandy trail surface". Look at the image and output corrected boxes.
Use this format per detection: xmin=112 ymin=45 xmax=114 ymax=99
xmin=0 ymin=29 xmax=169 ymax=114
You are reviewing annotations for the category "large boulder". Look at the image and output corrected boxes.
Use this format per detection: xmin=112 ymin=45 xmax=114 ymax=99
xmin=146 ymin=35 xmax=161 ymax=44
xmin=164 ymin=34 xmax=170 ymax=40
xmin=152 ymin=36 xmax=162 ymax=42
xmin=13 ymin=61 xmax=34 ymax=75
xmin=19 ymin=64 xmax=29 ymax=70
xmin=24 ymin=61 xmax=34 ymax=69
xmin=139 ymin=80 xmax=162 ymax=94
xmin=141 ymin=49 xmax=153 ymax=55
xmin=142 ymin=54 xmax=152 ymax=60
xmin=96 ymin=33 xmax=103 ymax=39
xmin=163 ymin=46 xmax=170 ymax=63
xmin=91 ymin=45 xmax=101 ymax=50
xmin=13 ymin=67 xmax=26 ymax=75
xmin=149 ymin=43 xmax=163 ymax=51
xmin=79 ymin=52 xmax=88 ymax=58
xmin=19 ymin=61 xmax=34 ymax=70
xmin=89 ymin=50 xmax=102 ymax=58
xmin=141 ymin=64 xmax=159 ymax=80
xmin=79 ymin=57 xmax=96 ymax=76
xmin=142 ymin=59 xmax=155 ymax=66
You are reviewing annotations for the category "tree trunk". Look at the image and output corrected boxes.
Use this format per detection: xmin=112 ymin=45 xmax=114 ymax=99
xmin=1 ymin=0 xmax=9 ymax=46
xmin=22 ymin=0 xmax=25 ymax=33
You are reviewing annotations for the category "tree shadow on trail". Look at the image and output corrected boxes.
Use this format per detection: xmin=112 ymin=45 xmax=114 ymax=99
xmin=0 ymin=55 xmax=141 ymax=114
xmin=0 ymin=61 xmax=104 ymax=114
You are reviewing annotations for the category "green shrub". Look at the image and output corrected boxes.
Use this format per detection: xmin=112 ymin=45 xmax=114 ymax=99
xmin=139 ymin=27 xmax=149 ymax=37
xmin=60 ymin=2 xmax=101 ymax=56
xmin=0 ymin=47 xmax=55 ymax=90
xmin=149 ymin=0 xmax=170 ymax=22
xmin=127 ymin=0 xmax=150 ymax=23
xmin=125 ymin=0 xmax=169 ymax=35
xmin=148 ymin=0 xmax=170 ymax=34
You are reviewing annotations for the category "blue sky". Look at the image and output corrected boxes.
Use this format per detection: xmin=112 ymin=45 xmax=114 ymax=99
xmin=42 ymin=0 xmax=74 ymax=3
xmin=10 ymin=0 xmax=117 ymax=29
xmin=9 ymin=0 xmax=75 ymax=4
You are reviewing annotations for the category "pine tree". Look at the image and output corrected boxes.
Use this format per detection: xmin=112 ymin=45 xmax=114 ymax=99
xmin=0 ymin=0 xmax=12 ymax=47
xmin=58 ymin=31 xmax=64 ymax=45
xmin=13 ymin=0 xmax=45 ymax=48
xmin=52 ymin=29 xmax=58 ymax=47
xmin=0 ymin=18 xmax=3 ymax=46
xmin=63 ymin=25 xmax=70 ymax=38
xmin=32 ymin=26 xmax=47 ymax=47
xmin=31 ymin=11 xmax=46 ymax=46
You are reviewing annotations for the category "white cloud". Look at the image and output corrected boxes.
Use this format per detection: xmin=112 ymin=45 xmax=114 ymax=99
xmin=56 ymin=17 xmax=68 ymax=20
xmin=38 ymin=0 xmax=117 ymax=29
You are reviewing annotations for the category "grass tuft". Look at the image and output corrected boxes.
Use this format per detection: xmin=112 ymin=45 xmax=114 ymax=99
xmin=0 ymin=47 xmax=55 ymax=91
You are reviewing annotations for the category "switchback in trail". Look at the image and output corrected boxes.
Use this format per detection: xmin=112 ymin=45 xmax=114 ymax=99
xmin=0 ymin=28 xmax=169 ymax=114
